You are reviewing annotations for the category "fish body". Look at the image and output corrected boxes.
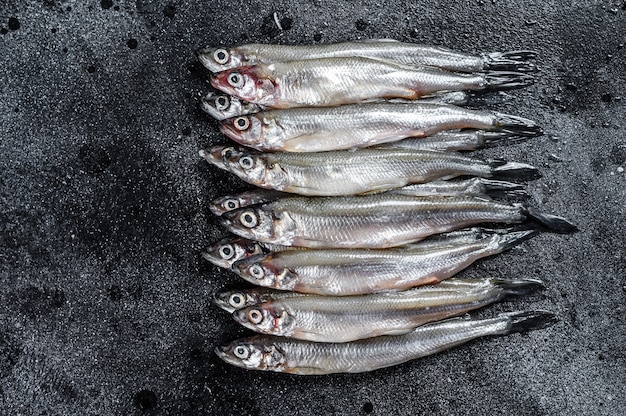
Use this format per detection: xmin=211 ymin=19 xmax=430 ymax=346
xmin=210 ymin=57 xmax=533 ymax=109
xmin=216 ymin=311 xmax=557 ymax=374
xmin=220 ymin=102 xmax=539 ymax=152
xmin=201 ymin=145 xmax=539 ymax=196
xmin=233 ymin=278 xmax=543 ymax=342
xmin=219 ymin=193 xmax=576 ymax=248
xmin=199 ymin=40 xmax=536 ymax=73
xmin=231 ymin=230 xmax=536 ymax=295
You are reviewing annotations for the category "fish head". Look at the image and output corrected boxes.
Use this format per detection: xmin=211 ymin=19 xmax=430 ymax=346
xmin=199 ymin=144 xmax=246 ymax=172
xmin=234 ymin=306 xmax=296 ymax=337
xmin=210 ymin=194 xmax=245 ymax=216
xmin=220 ymin=206 xmax=296 ymax=245
xmin=233 ymin=255 xmax=298 ymax=290
xmin=200 ymin=93 xmax=238 ymax=120
xmin=213 ymin=289 xmax=259 ymax=313
xmin=219 ymin=114 xmax=264 ymax=147
xmin=210 ymin=66 xmax=276 ymax=104
xmin=215 ymin=337 xmax=287 ymax=372
xmin=222 ymin=150 xmax=289 ymax=190
xmin=201 ymin=237 xmax=265 ymax=269
xmin=197 ymin=46 xmax=245 ymax=73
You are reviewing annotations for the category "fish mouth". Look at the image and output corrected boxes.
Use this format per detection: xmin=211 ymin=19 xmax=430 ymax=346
xmin=210 ymin=74 xmax=232 ymax=95
xmin=218 ymin=123 xmax=244 ymax=143
xmin=214 ymin=346 xmax=237 ymax=365
xmin=199 ymin=146 xmax=230 ymax=171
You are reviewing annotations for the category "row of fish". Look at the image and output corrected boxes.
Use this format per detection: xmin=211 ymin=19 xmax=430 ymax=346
xmin=196 ymin=40 xmax=572 ymax=374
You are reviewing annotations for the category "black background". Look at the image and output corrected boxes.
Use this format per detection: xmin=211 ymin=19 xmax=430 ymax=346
xmin=0 ymin=1 xmax=624 ymax=415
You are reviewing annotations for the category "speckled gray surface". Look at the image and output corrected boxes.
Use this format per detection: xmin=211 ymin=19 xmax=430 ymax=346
xmin=0 ymin=0 xmax=625 ymax=415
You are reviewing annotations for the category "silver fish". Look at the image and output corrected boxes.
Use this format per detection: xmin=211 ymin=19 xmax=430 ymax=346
xmin=209 ymin=180 xmax=527 ymax=217
xmin=231 ymin=230 xmax=536 ymax=295
xmin=219 ymin=102 xmax=540 ymax=152
xmin=199 ymin=40 xmax=536 ymax=73
xmin=215 ymin=310 xmax=557 ymax=374
xmin=210 ymin=57 xmax=534 ymax=109
xmin=213 ymin=287 xmax=306 ymax=314
xmin=200 ymin=92 xmax=263 ymax=120
xmin=201 ymin=145 xmax=539 ymax=196
xmin=219 ymin=194 xmax=577 ymax=248
xmin=378 ymin=129 xmax=534 ymax=152
xmin=233 ymin=278 xmax=544 ymax=342
xmin=201 ymin=236 xmax=299 ymax=269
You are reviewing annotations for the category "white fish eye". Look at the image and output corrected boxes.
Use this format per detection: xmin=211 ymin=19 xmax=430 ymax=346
xmin=249 ymin=264 xmax=265 ymax=279
xmin=239 ymin=156 xmax=254 ymax=169
xmin=240 ymin=211 xmax=258 ymax=228
xmin=215 ymin=95 xmax=230 ymax=110
xmin=213 ymin=48 xmax=229 ymax=65
xmin=228 ymin=72 xmax=244 ymax=88
xmin=223 ymin=199 xmax=239 ymax=211
xmin=221 ymin=147 xmax=234 ymax=159
xmin=233 ymin=345 xmax=249 ymax=359
xmin=229 ymin=293 xmax=245 ymax=308
xmin=218 ymin=244 xmax=234 ymax=260
xmin=248 ymin=309 xmax=263 ymax=324
xmin=233 ymin=117 xmax=250 ymax=131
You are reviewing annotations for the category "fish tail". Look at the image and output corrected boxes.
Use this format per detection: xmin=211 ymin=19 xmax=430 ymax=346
xmin=504 ymin=311 xmax=558 ymax=334
xmin=492 ymin=278 xmax=545 ymax=298
xmin=493 ymin=229 xmax=540 ymax=252
xmin=489 ymin=160 xmax=542 ymax=181
xmin=483 ymin=71 xmax=535 ymax=90
xmin=461 ymin=91 xmax=512 ymax=107
xmin=483 ymin=51 xmax=538 ymax=73
xmin=478 ymin=178 xmax=529 ymax=198
xmin=523 ymin=206 xmax=579 ymax=233
xmin=476 ymin=131 xmax=535 ymax=149
xmin=493 ymin=112 xmax=543 ymax=137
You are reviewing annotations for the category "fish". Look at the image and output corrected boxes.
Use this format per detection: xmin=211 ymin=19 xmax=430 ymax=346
xmin=232 ymin=277 xmax=544 ymax=342
xmin=201 ymin=236 xmax=297 ymax=269
xmin=213 ymin=287 xmax=307 ymax=314
xmin=209 ymin=179 xmax=527 ymax=217
xmin=198 ymin=40 xmax=536 ymax=73
xmin=377 ymin=129 xmax=535 ymax=152
xmin=200 ymin=90 xmax=510 ymax=121
xmin=210 ymin=57 xmax=534 ymax=109
xmin=200 ymin=145 xmax=539 ymax=196
xmin=219 ymin=193 xmax=578 ymax=248
xmin=231 ymin=229 xmax=537 ymax=295
xmin=219 ymin=102 xmax=541 ymax=152
xmin=210 ymin=189 xmax=288 ymax=217
xmin=215 ymin=310 xmax=557 ymax=374
xmin=200 ymin=92 xmax=263 ymax=120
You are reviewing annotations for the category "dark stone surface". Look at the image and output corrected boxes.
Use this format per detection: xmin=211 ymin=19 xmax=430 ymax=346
xmin=0 ymin=1 xmax=624 ymax=415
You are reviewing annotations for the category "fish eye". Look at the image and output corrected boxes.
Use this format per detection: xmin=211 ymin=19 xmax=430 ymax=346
xmin=233 ymin=345 xmax=249 ymax=359
xmin=221 ymin=147 xmax=234 ymax=159
xmin=239 ymin=156 xmax=254 ymax=169
xmin=218 ymin=244 xmax=234 ymax=259
xmin=248 ymin=309 xmax=264 ymax=324
xmin=249 ymin=264 xmax=265 ymax=279
xmin=223 ymin=199 xmax=239 ymax=211
xmin=234 ymin=117 xmax=250 ymax=131
xmin=215 ymin=95 xmax=230 ymax=110
xmin=213 ymin=48 xmax=229 ymax=65
xmin=229 ymin=293 xmax=245 ymax=308
xmin=228 ymin=72 xmax=244 ymax=88
xmin=240 ymin=210 xmax=258 ymax=228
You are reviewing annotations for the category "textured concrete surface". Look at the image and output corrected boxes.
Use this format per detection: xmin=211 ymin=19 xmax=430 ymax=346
xmin=0 ymin=0 xmax=624 ymax=415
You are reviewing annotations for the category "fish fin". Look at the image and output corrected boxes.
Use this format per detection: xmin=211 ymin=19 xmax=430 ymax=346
xmin=478 ymin=178 xmax=529 ymax=199
xmin=489 ymin=160 xmax=542 ymax=181
xmin=504 ymin=311 xmax=558 ymax=334
xmin=493 ymin=229 xmax=540 ymax=252
xmin=492 ymin=278 xmax=545 ymax=297
xmin=523 ymin=207 xmax=579 ymax=233
xmin=484 ymin=72 xmax=535 ymax=90
xmin=483 ymin=51 xmax=538 ymax=72
xmin=474 ymin=131 xmax=536 ymax=149
xmin=493 ymin=113 xmax=543 ymax=137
